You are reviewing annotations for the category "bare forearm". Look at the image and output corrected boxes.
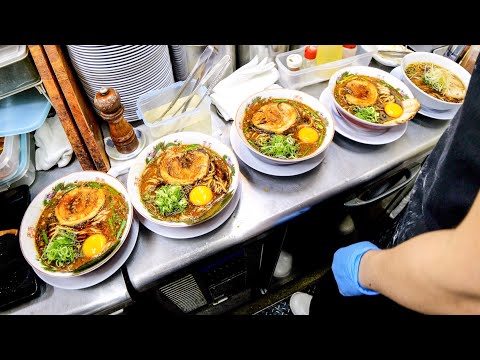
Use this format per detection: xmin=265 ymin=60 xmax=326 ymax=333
xmin=358 ymin=229 xmax=480 ymax=314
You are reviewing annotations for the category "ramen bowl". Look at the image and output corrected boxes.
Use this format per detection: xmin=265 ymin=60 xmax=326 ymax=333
xmin=127 ymin=131 xmax=240 ymax=228
xmin=234 ymin=88 xmax=335 ymax=166
xmin=401 ymin=52 xmax=471 ymax=111
xmin=328 ymin=65 xmax=419 ymax=130
xmin=19 ymin=171 xmax=133 ymax=278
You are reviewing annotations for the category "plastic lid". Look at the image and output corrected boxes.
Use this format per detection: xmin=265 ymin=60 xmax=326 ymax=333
xmin=343 ymin=45 xmax=357 ymax=49
xmin=0 ymin=45 xmax=28 ymax=69
xmin=0 ymin=87 xmax=51 ymax=136
xmin=286 ymin=54 xmax=303 ymax=70
xmin=304 ymin=46 xmax=317 ymax=60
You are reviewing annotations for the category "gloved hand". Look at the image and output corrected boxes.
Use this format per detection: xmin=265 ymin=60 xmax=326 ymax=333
xmin=332 ymin=241 xmax=380 ymax=296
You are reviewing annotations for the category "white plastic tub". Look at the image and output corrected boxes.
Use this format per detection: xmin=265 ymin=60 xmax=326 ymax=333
xmin=276 ymin=47 xmax=374 ymax=89
xmin=136 ymin=81 xmax=212 ymax=138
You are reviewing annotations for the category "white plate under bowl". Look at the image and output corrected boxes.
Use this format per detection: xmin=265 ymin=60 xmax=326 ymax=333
xmin=319 ymin=88 xmax=407 ymax=145
xmin=230 ymin=125 xmax=326 ymax=176
xmin=390 ymin=66 xmax=458 ymax=120
xmin=137 ymin=181 xmax=241 ymax=239
xmin=33 ymin=216 xmax=139 ymax=290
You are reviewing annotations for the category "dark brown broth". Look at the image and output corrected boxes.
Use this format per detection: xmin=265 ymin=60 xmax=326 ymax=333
xmin=242 ymin=98 xmax=327 ymax=158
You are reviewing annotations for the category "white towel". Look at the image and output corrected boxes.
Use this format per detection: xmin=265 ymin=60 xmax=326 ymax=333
xmin=210 ymin=56 xmax=280 ymax=121
xmin=34 ymin=115 xmax=73 ymax=171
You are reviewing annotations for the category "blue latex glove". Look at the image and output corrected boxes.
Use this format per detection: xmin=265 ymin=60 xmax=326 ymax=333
xmin=332 ymin=241 xmax=380 ymax=296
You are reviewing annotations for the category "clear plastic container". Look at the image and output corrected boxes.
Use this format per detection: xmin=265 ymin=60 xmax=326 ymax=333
xmin=136 ymin=80 xmax=212 ymax=138
xmin=0 ymin=134 xmax=20 ymax=180
xmin=0 ymin=133 xmax=35 ymax=192
xmin=0 ymin=46 xmax=42 ymax=101
xmin=276 ymin=46 xmax=374 ymax=89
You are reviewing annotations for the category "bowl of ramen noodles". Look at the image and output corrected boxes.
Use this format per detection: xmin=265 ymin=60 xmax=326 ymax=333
xmin=127 ymin=131 xmax=239 ymax=227
xmin=401 ymin=52 xmax=471 ymax=111
xmin=19 ymin=171 xmax=133 ymax=278
xmin=328 ymin=65 xmax=421 ymax=130
xmin=235 ymin=89 xmax=335 ymax=165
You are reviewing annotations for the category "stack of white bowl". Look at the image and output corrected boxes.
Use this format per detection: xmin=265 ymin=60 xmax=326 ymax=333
xmin=169 ymin=45 xmax=188 ymax=81
xmin=67 ymin=45 xmax=174 ymax=122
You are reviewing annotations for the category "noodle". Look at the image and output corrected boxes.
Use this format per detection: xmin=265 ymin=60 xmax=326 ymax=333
xmin=405 ymin=62 xmax=465 ymax=103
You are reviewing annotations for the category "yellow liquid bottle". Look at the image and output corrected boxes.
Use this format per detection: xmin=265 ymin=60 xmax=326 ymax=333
xmin=315 ymin=45 xmax=343 ymax=65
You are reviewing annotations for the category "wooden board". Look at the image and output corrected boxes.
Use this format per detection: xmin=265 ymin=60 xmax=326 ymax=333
xmin=43 ymin=45 xmax=110 ymax=172
xmin=28 ymin=45 xmax=95 ymax=170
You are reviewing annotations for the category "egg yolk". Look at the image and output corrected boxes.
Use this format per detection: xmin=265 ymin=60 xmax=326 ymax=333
xmin=82 ymin=234 xmax=107 ymax=258
xmin=384 ymin=102 xmax=403 ymax=118
xmin=189 ymin=186 xmax=213 ymax=206
xmin=298 ymin=127 xmax=319 ymax=144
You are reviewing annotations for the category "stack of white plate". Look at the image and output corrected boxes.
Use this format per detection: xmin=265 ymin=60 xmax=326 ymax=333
xmin=169 ymin=45 xmax=188 ymax=81
xmin=67 ymin=45 xmax=174 ymax=122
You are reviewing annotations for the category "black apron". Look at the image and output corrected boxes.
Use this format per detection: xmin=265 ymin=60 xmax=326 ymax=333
xmin=392 ymin=56 xmax=480 ymax=246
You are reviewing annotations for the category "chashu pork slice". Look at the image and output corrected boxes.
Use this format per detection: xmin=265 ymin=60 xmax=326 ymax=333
xmin=344 ymin=79 xmax=378 ymax=107
xmin=55 ymin=187 xmax=106 ymax=226
xmin=383 ymin=98 xmax=421 ymax=125
xmin=251 ymin=102 xmax=298 ymax=134
xmin=160 ymin=148 xmax=210 ymax=186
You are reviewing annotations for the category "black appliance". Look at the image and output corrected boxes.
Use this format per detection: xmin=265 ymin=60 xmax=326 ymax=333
xmin=0 ymin=185 xmax=41 ymax=310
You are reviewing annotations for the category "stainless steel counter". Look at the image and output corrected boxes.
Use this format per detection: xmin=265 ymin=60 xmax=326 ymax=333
xmin=2 ymin=61 xmax=450 ymax=314
xmin=124 ymin=79 xmax=449 ymax=292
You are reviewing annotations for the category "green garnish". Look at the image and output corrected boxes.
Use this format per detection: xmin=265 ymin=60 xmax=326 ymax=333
xmin=314 ymin=121 xmax=324 ymax=130
xmin=303 ymin=106 xmax=320 ymax=119
xmin=248 ymin=140 xmax=258 ymax=148
xmin=352 ymin=106 xmax=380 ymax=123
xmin=338 ymin=72 xmax=357 ymax=84
xmin=116 ymin=219 xmax=127 ymax=239
xmin=182 ymin=144 xmax=200 ymax=152
xmin=41 ymin=229 xmax=79 ymax=268
xmin=317 ymin=132 xmax=324 ymax=146
xmin=154 ymin=185 xmax=188 ymax=216
xmin=272 ymin=99 xmax=289 ymax=103
xmin=41 ymin=229 xmax=49 ymax=244
xmin=259 ymin=134 xmax=299 ymax=159
xmin=108 ymin=217 xmax=115 ymax=233
xmin=301 ymin=145 xmax=312 ymax=157
xmin=423 ymin=65 xmax=448 ymax=94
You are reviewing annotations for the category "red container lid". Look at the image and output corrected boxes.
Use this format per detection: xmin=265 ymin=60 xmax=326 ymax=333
xmin=343 ymin=45 xmax=357 ymax=49
xmin=304 ymin=45 xmax=317 ymax=60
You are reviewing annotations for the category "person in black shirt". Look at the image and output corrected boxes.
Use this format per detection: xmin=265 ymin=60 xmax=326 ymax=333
xmin=290 ymin=55 xmax=480 ymax=315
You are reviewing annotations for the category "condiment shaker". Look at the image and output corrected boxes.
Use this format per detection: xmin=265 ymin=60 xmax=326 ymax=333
xmin=94 ymin=87 xmax=139 ymax=154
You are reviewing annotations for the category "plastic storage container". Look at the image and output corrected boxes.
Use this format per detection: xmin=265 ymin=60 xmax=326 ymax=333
xmin=0 ymin=46 xmax=42 ymax=101
xmin=0 ymin=86 xmax=51 ymax=136
xmin=136 ymin=80 xmax=212 ymax=138
xmin=0 ymin=135 xmax=20 ymax=180
xmin=0 ymin=133 xmax=35 ymax=192
xmin=276 ymin=46 xmax=374 ymax=89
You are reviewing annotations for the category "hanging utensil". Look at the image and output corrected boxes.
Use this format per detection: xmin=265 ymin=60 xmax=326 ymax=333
xmin=173 ymin=54 xmax=232 ymax=116
xmin=156 ymin=45 xmax=216 ymax=120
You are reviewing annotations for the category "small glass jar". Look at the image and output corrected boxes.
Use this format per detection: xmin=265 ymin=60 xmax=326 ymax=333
xmin=286 ymin=54 xmax=303 ymax=71
xmin=303 ymin=45 xmax=317 ymax=68
xmin=342 ymin=45 xmax=357 ymax=59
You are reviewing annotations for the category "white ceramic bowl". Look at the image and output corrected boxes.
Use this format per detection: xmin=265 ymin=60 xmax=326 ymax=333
xmin=127 ymin=131 xmax=240 ymax=228
xmin=19 ymin=171 xmax=133 ymax=278
xmin=328 ymin=65 xmax=417 ymax=130
xmin=401 ymin=52 xmax=471 ymax=111
xmin=234 ymin=88 xmax=335 ymax=165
